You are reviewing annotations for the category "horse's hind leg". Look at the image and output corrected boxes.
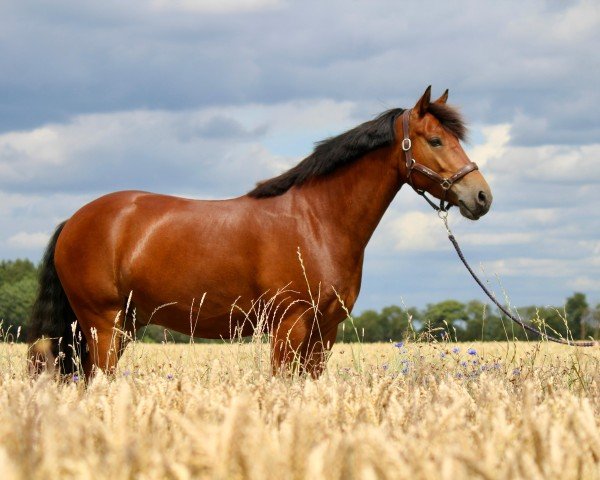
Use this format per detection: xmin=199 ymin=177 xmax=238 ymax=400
xmin=76 ymin=308 xmax=127 ymax=380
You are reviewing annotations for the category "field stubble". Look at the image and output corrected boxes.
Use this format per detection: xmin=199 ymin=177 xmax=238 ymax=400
xmin=1 ymin=339 xmax=600 ymax=480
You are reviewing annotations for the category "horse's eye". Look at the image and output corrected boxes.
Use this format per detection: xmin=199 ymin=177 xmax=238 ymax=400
xmin=428 ymin=138 xmax=443 ymax=147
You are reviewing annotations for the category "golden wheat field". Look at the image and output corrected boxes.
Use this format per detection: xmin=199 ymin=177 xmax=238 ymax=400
xmin=1 ymin=340 xmax=600 ymax=480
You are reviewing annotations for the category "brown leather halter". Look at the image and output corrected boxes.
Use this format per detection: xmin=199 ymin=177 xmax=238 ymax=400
xmin=401 ymin=109 xmax=478 ymax=212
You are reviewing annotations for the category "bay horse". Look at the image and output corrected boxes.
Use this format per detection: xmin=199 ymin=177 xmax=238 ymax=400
xmin=27 ymin=86 xmax=492 ymax=379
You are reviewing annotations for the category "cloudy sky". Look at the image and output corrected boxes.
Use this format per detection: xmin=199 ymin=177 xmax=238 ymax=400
xmin=1 ymin=0 xmax=598 ymax=313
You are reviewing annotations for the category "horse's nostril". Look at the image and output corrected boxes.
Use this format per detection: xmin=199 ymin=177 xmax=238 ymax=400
xmin=477 ymin=190 xmax=488 ymax=205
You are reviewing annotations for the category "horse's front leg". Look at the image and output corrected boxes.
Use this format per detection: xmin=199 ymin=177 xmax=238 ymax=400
xmin=270 ymin=307 xmax=313 ymax=376
xmin=301 ymin=323 xmax=338 ymax=378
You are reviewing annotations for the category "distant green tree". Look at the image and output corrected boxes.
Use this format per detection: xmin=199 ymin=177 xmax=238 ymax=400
xmin=514 ymin=305 xmax=568 ymax=340
xmin=340 ymin=309 xmax=383 ymax=342
xmin=591 ymin=304 xmax=600 ymax=339
xmin=0 ymin=276 xmax=37 ymax=340
xmin=136 ymin=325 xmax=192 ymax=343
xmin=0 ymin=259 xmax=38 ymax=341
xmin=420 ymin=300 xmax=467 ymax=338
xmin=337 ymin=305 xmax=417 ymax=342
xmin=565 ymin=292 xmax=589 ymax=339
xmin=0 ymin=259 xmax=37 ymax=286
xmin=460 ymin=301 xmax=506 ymax=341
xmin=380 ymin=305 xmax=418 ymax=341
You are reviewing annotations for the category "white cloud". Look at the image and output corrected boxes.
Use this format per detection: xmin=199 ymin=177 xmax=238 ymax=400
xmin=386 ymin=211 xmax=446 ymax=252
xmin=462 ymin=232 xmax=536 ymax=246
xmin=465 ymin=124 xmax=510 ymax=169
xmin=506 ymin=0 xmax=599 ymax=46
xmin=522 ymin=144 xmax=600 ymax=184
xmin=578 ymin=240 xmax=600 ymax=257
xmin=150 ymin=0 xmax=281 ymax=13
xmin=0 ymin=191 xmax=95 ymax=258
xmin=482 ymin=208 xmax=561 ymax=230
xmin=0 ymin=100 xmax=360 ymax=196
xmin=568 ymin=276 xmax=600 ymax=291
xmin=482 ymin=258 xmax=576 ymax=278
xmin=1 ymin=0 xmax=598 ymax=146
xmin=7 ymin=232 xmax=50 ymax=249
xmin=466 ymin=121 xmax=600 ymax=188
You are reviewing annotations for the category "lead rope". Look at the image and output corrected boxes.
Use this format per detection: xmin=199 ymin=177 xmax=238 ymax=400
xmin=417 ymin=189 xmax=451 ymax=213
xmin=437 ymin=211 xmax=598 ymax=347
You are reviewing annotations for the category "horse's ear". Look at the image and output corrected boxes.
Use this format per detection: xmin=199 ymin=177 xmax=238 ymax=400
xmin=415 ymin=85 xmax=432 ymax=117
xmin=434 ymin=89 xmax=449 ymax=104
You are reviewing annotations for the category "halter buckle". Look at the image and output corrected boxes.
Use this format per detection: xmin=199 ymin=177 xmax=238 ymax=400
xmin=440 ymin=179 xmax=452 ymax=190
xmin=401 ymin=138 xmax=411 ymax=151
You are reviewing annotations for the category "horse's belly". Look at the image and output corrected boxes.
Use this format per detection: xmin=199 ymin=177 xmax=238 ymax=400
xmin=132 ymin=295 xmax=264 ymax=339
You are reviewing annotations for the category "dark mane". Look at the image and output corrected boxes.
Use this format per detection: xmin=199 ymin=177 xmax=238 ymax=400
xmin=427 ymin=102 xmax=467 ymax=142
xmin=248 ymin=103 xmax=467 ymax=198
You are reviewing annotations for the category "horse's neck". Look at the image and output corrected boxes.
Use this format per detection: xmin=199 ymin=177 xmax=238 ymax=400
xmin=298 ymin=148 xmax=401 ymax=255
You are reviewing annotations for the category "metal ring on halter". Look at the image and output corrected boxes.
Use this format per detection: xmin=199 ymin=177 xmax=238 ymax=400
xmin=440 ymin=179 xmax=452 ymax=190
xmin=402 ymin=138 xmax=411 ymax=151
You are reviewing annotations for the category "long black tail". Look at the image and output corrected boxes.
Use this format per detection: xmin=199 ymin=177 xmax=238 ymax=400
xmin=27 ymin=221 xmax=87 ymax=375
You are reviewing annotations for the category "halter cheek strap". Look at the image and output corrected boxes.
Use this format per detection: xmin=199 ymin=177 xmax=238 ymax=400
xmin=401 ymin=109 xmax=478 ymax=212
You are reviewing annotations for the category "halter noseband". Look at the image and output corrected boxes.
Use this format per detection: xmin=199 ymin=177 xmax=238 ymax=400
xmin=401 ymin=109 xmax=478 ymax=212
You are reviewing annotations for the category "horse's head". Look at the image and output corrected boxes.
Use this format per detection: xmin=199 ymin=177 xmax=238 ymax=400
xmin=398 ymin=86 xmax=492 ymax=220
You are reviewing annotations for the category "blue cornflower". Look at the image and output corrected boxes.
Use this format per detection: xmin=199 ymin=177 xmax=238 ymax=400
xmin=512 ymin=368 xmax=521 ymax=376
xmin=123 ymin=369 xmax=131 ymax=377
xmin=394 ymin=341 xmax=404 ymax=348
xmin=166 ymin=373 xmax=174 ymax=380
xmin=460 ymin=361 xmax=467 ymax=368
xmin=452 ymin=347 xmax=460 ymax=354
xmin=467 ymin=348 xmax=477 ymax=356
xmin=72 ymin=373 xmax=79 ymax=383
xmin=440 ymin=352 xmax=446 ymax=358
xmin=382 ymin=363 xmax=389 ymax=371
